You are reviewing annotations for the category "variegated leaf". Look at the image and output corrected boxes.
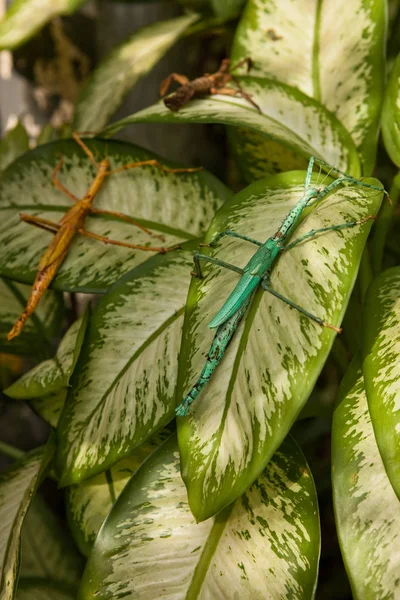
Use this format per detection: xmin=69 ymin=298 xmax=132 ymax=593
xmin=55 ymin=241 xmax=197 ymax=486
xmin=0 ymin=139 xmax=229 ymax=292
xmin=19 ymin=496 xmax=83 ymax=585
xmin=101 ymin=78 xmax=361 ymax=178
xmin=31 ymin=389 xmax=67 ymax=428
xmin=0 ymin=122 xmax=29 ymax=173
xmin=0 ymin=0 xmax=86 ymax=50
xmin=382 ymin=51 xmax=400 ymax=167
xmin=0 ymin=278 xmax=64 ymax=357
xmin=332 ymin=358 xmax=400 ymax=599
xmin=5 ymin=313 xmax=87 ymax=399
xmin=176 ymin=171 xmax=383 ymax=521
xmin=362 ymin=267 xmax=400 ymax=498
xmin=78 ymin=433 xmax=320 ymax=600
xmin=66 ymin=429 xmax=170 ymax=556
xmin=231 ymin=0 xmax=386 ymax=176
xmin=16 ymin=580 xmax=76 ymax=600
xmin=74 ymin=14 xmax=199 ymax=132
xmin=0 ymin=444 xmax=53 ymax=600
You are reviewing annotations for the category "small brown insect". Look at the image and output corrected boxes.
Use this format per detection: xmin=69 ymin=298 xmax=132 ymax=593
xmin=159 ymin=57 xmax=261 ymax=113
xmin=7 ymin=133 xmax=201 ymax=341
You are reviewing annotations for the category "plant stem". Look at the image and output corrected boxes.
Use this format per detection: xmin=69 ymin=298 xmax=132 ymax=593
xmin=371 ymin=170 xmax=400 ymax=275
xmin=359 ymin=245 xmax=373 ymax=302
xmin=0 ymin=440 xmax=25 ymax=460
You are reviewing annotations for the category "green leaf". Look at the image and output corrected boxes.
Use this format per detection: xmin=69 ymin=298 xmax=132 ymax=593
xmin=19 ymin=496 xmax=83 ymax=585
xmin=230 ymin=0 xmax=386 ymax=176
xmin=0 ymin=139 xmax=229 ymax=292
xmin=0 ymin=443 xmax=53 ymax=600
xmin=176 ymin=171 xmax=383 ymax=521
xmin=0 ymin=278 xmax=64 ymax=357
xmin=0 ymin=122 xmax=29 ymax=172
xmin=362 ymin=267 xmax=400 ymax=499
xmin=31 ymin=390 xmax=67 ymax=428
xmin=5 ymin=313 xmax=88 ymax=399
xmin=55 ymin=241 xmax=197 ymax=486
xmin=16 ymin=580 xmax=76 ymax=600
xmin=74 ymin=14 xmax=199 ymax=132
xmin=382 ymin=52 xmax=400 ymax=167
xmin=210 ymin=0 xmax=245 ymax=18
xmin=332 ymin=357 xmax=400 ymax=599
xmin=101 ymin=77 xmax=361 ymax=178
xmin=66 ymin=429 xmax=171 ymax=556
xmin=78 ymin=433 xmax=320 ymax=600
xmin=0 ymin=0 xmax=86 ymax=50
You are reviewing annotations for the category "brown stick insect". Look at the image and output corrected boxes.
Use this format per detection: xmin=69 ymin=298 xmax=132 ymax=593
xmin=159 ymin=57 xmax=261 ymax=113
xmin=7 ymin=133 xmax=201 ymax=340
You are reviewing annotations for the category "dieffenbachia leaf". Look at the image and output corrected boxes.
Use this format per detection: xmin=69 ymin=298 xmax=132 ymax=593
xmin=0 ymin=443 xmax=53 ymax=600
xmin=382 ymin=51 xmax=400 ymax=167
xmin=0 ymin=138 xmax=229 ymax=292
xmin=176 ymin=171 xmax=383 ymax=521
xmin=210 ymin=0 xmax=245 ymax=18
xmin=332 ymin=357 xmax=400 ymax=599
xmin=19 ymin=496 xmax=83 ymax=587
xmin=77 ymin=433 xmax=320 ymax=600
xmin=0 ymin=278 xmax=64 ymax=357
xmin=362 ymin=267 xmax=400 ymax=499
xmin=55 ymin=241 xmax=197 ymax=486
xmin=230 ymin=0 xmax=386 ymax=176
xmin=101 ymin=78 xmax=361 ymax=178
xmin=5 ymin=313 xmax=87 ymax=400
xmin=73 ymin=14 xmax=199 ymax=132
xmin=0 ymin=0 xmax=86 ymax=50
xmin=66 ymin=429 xmax=171 ymax=556
xmin=31 ymin=390 xmax=67 ymax=428
xmin=16 ymin=580 xmax=76 ymax=600
xmin=0 ymin=122 xmax=29 ymax=173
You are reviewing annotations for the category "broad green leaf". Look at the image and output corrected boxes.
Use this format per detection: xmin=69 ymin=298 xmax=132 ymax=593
xmin=5 ymin=313 xmax=87 ymax=399
xmin=66 ymin=429 xmax=170 ymax=556
xmin=382 ymin=52 xmax=400 ymax=167
xmin=19 ymin=496 xmax=83 ymax=585
xmin=362 ymin=267 xmax=400 ymax=499
xmin=231 ymin=0 xmax=386 ymax=176
xmin=16 ymin=580 xmax=76 ymax=600
xmin=176 ymin=171 xmax=383 ymax=521
xmin=101 ymin=77 xmax=361 ymax=178
xmin=0 ymin=278 xmax=64 ymax=357
xmin=0 ymin=443 xmax=53 ymax=600
xmin=332 ymin=358 xmax=400 ymax=599
xmin=0 ymin=122 xmax=29 ymax=173
xmin=74 ymin=14 xmax=199 ymax=132
xmin=0 ymin=0 xmax=86 ymax=50
xmin=31 ymin=389 xmax=67 ymax=428
xmin=211 ymin=0 xmax=245 ymax=18
xmin=56 ymin=241 xmax=197 ymax=486
xmin=78 ymin=434 xmax=320 ymax=600
xmin=0 ymin=139 xmax=229 ymax=292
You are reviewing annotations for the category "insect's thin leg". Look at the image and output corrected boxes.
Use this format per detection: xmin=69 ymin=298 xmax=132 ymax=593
xmin=230 ymin=76 xmax=262 ymax=113
xmin=72 ymin=132 xmax=100 ymax=168
xmin=89 ymin=207 xmax=165 ymax=241
xmin=261 ymin=280 xmax=342 ymax=333
xmin=78 ymin=228 xmax=178 ymax=254
xmin=230 ymin=57 xmax=253 ymax=73
xmin=108 ymin=159 xmax=202 ymax=176
xmin=19 ymin=213 xmax=61 ymax=234
xmin=51 ymin=155 xmax=79 ymax=203
xmin=283 ymin=216 xmax=375 ymax=252
xmin=307 ymin=176 xmax=387 ymax=208
xmin=159 ymin=73 xmax=190 ymax=97
xmin=201 ymin=229 xmax=262 ymax=248
xmin=192 ymin=252 xmax=243 ymax=278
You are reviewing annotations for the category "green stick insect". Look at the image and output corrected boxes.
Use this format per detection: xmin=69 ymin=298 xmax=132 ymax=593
xmin=176 ymin=156 xmax=388 ymax=416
